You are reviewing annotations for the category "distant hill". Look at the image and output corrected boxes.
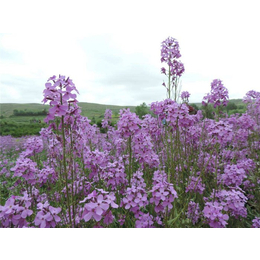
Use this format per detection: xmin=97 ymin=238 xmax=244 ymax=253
xmin=0 ymin=99 xmax=247 ymax=137
xmin=0 ymin=103 xmax=49 ymax=118
xmin=0 ymin=99 xmax=245 ymax=118
xmin=0 ymin=102 xmax=136 ymax=120
xmin=191 ymin=99 xmax=244 ymax=108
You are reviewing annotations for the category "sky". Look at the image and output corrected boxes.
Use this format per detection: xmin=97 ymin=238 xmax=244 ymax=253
xmin=0 ymin=0 xmax=260 ymax=106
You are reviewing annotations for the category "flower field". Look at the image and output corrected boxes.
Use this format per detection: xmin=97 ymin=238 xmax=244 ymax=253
xmin=0 ymin=37 xmax=260 ymax=228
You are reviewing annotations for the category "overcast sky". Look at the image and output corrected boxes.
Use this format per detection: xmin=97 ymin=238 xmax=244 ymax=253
xmin=0 ymin=0 xmax=259 ymax=106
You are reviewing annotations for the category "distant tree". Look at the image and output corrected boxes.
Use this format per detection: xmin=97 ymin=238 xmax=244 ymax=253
xmin=13 ymin=109 xmax=19 ymax=116
xmin=190 ymin=103 xmax=199 ymax=111
xmin=188 ymin=104 xmax=200 ymax=115
xmin=12 ymin=109 xmax=48 ymax=117
xmin=135 ymin=102 xmax=150 ymax=119
xmin=91 ymin=116 xmax=96 ymax=124
xmin=201 ymin=104 xmax=214 ymax=119
xmin=226 ymin=102 xmax=237 ymax=112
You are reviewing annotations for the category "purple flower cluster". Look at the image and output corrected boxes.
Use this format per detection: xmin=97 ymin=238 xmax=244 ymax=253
xmin=202 ymin=79 xmax=229 ymax=108
xmin=135 ymin=213 xmax=154 ymax=228
xmin=213 ymin=189 xmax=248 ymax=219
xmin=42 ymin=75 xmax=80 ymax=123
xmin=34 ymin=201 xmax=61 ymax=228
xmin=120 ymin=172 xmax=148 ymax=219
xmin=220 ymin=164 xmax=246 ymax=187
xmin=37 ymin=166 xmax=57 ymax=185
xmin=252 ymin=217 xmax=260 ymax=228
xmin=150 ymin=171 xmax=178 ymax=214
xmin=23 ymin=136 xmax=43 ymax=156
xmin=160 ymin=37 xmax=185 ymax=99
xmin=161 ymin=37 xmax=181 ymax=62
xmin=117 ymin=108 xmax=141 ymax=138
xmin=203 ymin=201 xmax=229 ymax=228
xmin=186 ymin=175 xmax=205 ymax=194
xmin=206 ymin=120 xmax=234 ymax=146
xmin=0 ymin=193 xmax=33 ymax=228
xmin=80 ymin=190 xmax=118 ymax=224
xmin=101 ymin=109 xmax=113 ymax=129
xmin=141 ymin=114 xmax=163 ymax=141
xmin=243 ymin=90 xmax=260 ymax=103
xmin=11 ymin=156 xmax=38 ymax=185
xmin=100 ymin=160 xmax=127 ymax=191
xmin=132 ymin=132 xmax=159 ymax=168
xmin=181 ymin=91 xmax=190 ymax=103
xmin=186 ymin=201 xmax=201 ymax=225
xmin=151 ymin=99 xmax=195 ymax=129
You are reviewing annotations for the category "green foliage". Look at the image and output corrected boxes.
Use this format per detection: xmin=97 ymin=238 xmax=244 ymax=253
xmin=226 ymin=102 xmax=237 ymax=112
xmin=0 ymin=102 xmax=135 ymax=123
xmin=0 ymin=103 xmax=50 ymax=117
xmin=0 ymin=100 xmax=247 ymax=136
xmin=201 ymin=104 xmax=214 ymax=119
xmin=190 ymin=103 xmax=199 ymax=111
xmin=201 ymin=101 xmax=247 ymax=119
xmin=0 ymin=121 xmax=46 ymax=137
xmin=91 ymin=116 xmax=96 ymax=124
xmin=135 ymin=102 xmax=150 ymax=119
xmin=12 ymin=109 xmax=47 ymax=116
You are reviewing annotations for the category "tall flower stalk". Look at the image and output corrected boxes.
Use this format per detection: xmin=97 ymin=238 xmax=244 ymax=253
xmin=161 ymin=37 xmax=185 ymax=101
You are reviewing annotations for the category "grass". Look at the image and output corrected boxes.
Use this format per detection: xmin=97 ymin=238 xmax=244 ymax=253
xmin=0 ymin=99 xmax=246 ymax=132
xmin=0 ymin=102 xmax=136 ymax=123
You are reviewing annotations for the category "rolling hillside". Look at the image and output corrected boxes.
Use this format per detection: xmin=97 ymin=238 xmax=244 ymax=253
xmin=0 ymin=102 xmax=136 ymax=121
xmin=0 ymin=99 xmax=246 ymax=123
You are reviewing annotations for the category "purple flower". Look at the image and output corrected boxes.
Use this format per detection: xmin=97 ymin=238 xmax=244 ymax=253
xmin=161 ymin=67 xmax=166 ymax=75
xmin=101 ymin=109 xmax=113 ymax=128
xmin=49 ymin=103 xmax=68 ymax=117
xmin=186 ymin=176 xmax=205 ymax=194
xmin=212 ymin=189 xmax=248 ymax=219
xmin=104 ymin=193 xmax=118 ymax=209
xmin=42 ymin=75 xmax=80 ymax=123
xmin=49 ymin=206 xmax=61 ymax=222
xmin=203 ymin=201 xmax=229 ymax=228
xmin=220 ymin=164 xmax=246 ymax=187
xmin=181 ymin=91 xmax=190 ymax=102
xmin=135 ymin=213 xmax=154 ymax=228
xmin=81 ymin=190 xmax=116 ymax=224
xmin=161 ymin=37 xmax=181 ymax=62
xmin=3 ymin=198 xmax=15 ymax=214
xmin=103 ymin=211 xmax=114 ymax=225
xmin=202 ymin=79 xmax=229 ymax=108
xmin=83 ymin=208 xmax=102 ymax=222
xmin=186 ymin=201 xmax=201 ymax=225
xmin=21 ymin=202 xmax=33 ymax=219
xmin=122 ymin=194 xmax=136 ymax=209
xmin=252 ymin=217 xmax=260 ymax=228
xmin=160 ymin=37 xmax=185 ymax=99
xmin=150 ymin=170 xmax=178 ymax=214
xmin=34 ymin=211 xmax=53 ymax=228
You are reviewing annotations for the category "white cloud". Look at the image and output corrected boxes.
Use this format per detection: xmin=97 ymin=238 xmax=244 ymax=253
xmin=1 ymin=0 xmax=260 ymax=106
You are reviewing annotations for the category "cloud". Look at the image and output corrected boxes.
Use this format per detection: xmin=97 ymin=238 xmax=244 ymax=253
xmin=76 ymin=35 xmax=166 ymax=105
xmin=0 ymin=75 xmax=43 ymax=103
xmin=0 ymin=1 xmax=260 ymax=106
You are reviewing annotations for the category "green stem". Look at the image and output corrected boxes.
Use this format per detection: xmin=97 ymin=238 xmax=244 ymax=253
xmin=168 ymin=64 xmax=171 ymax=99
xmin=128 ymin=136 xmax=132 ymax=184
xmin=61 ymin=115 xmax=72 ymax=227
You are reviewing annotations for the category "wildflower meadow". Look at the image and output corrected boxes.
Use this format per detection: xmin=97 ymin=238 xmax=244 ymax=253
xmin=0 ymin=37 xmax=260 ymax=228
